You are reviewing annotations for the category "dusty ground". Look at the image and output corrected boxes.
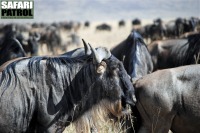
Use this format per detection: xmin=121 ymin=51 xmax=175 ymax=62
xmin=74 ymin=21 xmax=133 ymax=50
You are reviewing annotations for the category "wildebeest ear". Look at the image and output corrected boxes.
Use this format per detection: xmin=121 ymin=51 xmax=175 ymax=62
xmin=82 ymin=39 xmax=91 ymax=55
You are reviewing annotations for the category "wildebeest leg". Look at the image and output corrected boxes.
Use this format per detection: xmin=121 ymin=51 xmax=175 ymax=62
xmin=136 ymin=101 xmax=175 ymax=133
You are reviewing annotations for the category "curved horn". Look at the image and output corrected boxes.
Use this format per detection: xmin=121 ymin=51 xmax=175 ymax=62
xmin=82 ymin=39 xmax=91 ymax=55
xmin=12 ymin=38 xmax=26 ymax=57
xmin=88 ymin=43 xmax=101 ymax=63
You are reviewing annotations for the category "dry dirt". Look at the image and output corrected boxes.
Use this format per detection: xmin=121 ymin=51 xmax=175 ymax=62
xmin=38 ymin=20 xmax=151 ymax=56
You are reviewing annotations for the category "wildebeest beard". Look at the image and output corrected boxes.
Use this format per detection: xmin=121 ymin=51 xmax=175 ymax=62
xmin=0 ymin=54 xmax=133 ymax=132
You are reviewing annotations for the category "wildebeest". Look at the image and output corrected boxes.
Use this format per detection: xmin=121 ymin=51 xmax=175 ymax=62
xmin=132 ymin=19 xmax=141 ymax=26
xmin=0 ymin=41 xmax=136 ymax=132
xmin=25 ymin=32 xmax=41 ymax=56
xmin=0 ymin=38 xmax=26 ymax=66
xmin=112 ymin=31 xmax=153 ymax=80
xmin=165 ymin=18 xmax=199 ymax=38
xmin=84 ymin=21 xmax=90 ymax=27
xmin=40 ymin=26 xmax=62 ymax=54
xmin=11 ymin=31 xmax=40 ymax=56
xmin=119 ymin=20 xmax=125 ymax=27
xmin=96 ymin=23 xmax=112 ymax=31
xmin=139 ymin=19 xmax=166 ymax=42
xmin=148 ymin=33 xmax=200 ymax=70
xmin=134 ymin=24 xmax=163 ymax=43
xmin=134 ymin=64 xmax=200 ymax=133
xmin=149 ymin=23 xmax=166 ymax=41
xmin=0 ymin=23 xmax=40 ymax=56
xmin=67 ymin=32 xmax=81 ymax=46
xmin=165 ymin=20 xmax=177 ymax=38
xmin=175 ymin=18 xmax=198 ymax=37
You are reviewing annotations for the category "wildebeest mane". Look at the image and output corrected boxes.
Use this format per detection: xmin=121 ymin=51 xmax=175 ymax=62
xmin=185 ymin=33 xmax=200 ymax=64
xmin=175 ymin=33 xmax=200 ymax=66
xmin=0 ymin=54 xmax=101 ymax=132
xmin=0 ymin=55 xmax=91 ymax=97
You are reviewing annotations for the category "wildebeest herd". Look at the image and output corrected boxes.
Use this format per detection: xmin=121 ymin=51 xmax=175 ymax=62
xmin=0 ymin=17 xmax=200 ymax=133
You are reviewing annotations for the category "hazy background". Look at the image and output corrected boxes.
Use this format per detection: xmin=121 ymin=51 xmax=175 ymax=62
xmin=1 ymin=0 xmax=199 ymax=23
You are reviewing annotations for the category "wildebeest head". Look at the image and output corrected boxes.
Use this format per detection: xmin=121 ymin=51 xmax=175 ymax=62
xmin=62 ymin=40 xmax=136 ymax=107
xmin=89 ymin=45 xmax=136 ymax=105
xmin=69 ymin=42 xmax=136 ymax=132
